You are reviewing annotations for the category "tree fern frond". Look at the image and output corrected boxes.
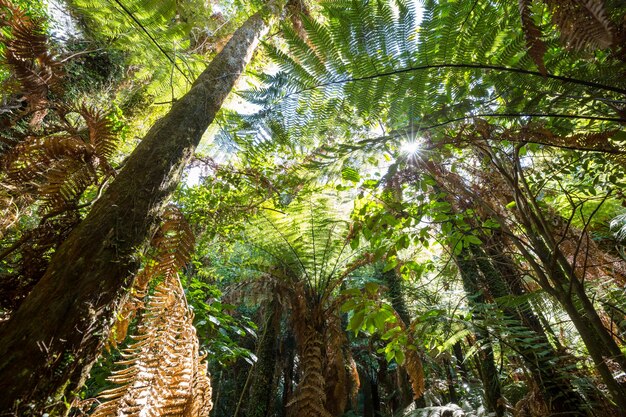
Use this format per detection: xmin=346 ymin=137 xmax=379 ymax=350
xmin=546 ymin=0 xmax=617 ymax=51
xmin=518 ymin=0 xmax=547 ymax=74
xmin=109 ymin=205 xmax=195 ymax=346
xmin=0 ymin=0 xmax=63 ymax=126
xmin=92 ymin=275 xmax=212 ymax=417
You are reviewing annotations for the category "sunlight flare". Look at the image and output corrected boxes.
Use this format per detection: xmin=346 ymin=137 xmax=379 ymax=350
xmin=400 ymin=138 xmax=422 ymax=156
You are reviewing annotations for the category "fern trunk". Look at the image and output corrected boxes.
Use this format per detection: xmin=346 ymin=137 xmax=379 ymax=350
xmin=287 ymin=324 xmax=332 ymax=417
xmin=0 ymin=9 xmax=271 ymax=415
xmin=472 ymin=245 xmax=591 ymax=416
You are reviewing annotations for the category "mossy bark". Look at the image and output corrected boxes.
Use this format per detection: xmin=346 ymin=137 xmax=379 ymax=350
xmin=246 ymin=299 xmax=281 ymax=417
xmin=456 ymin=253 xmax=505 ymax=417
xmin=0 ymin=10 xmax=270 ymax=415
xmin=473 ymin=245 xmax=591 ymax=416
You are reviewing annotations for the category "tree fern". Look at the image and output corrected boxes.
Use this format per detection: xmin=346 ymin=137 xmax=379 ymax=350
xmin=225 ymin=0 xmax=625 ymax=163
xmin=92 ymin=206 xmax=212 ymax=417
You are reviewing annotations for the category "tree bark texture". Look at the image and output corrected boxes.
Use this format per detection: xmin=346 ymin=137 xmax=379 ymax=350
xmin=381 ymin=269 xmax=415 ymax=406
xmin=287 ymin=325 xmax=332 ymax=417
xmin=246 ymin=299 xmax=281 ymax=417
xmin=472 ymin=246 xmax=591 ymax=416
xmin=0 ymin=10 xmax=270 ymax=415
xmin=456 ymin=254 xmax=505 ymax=417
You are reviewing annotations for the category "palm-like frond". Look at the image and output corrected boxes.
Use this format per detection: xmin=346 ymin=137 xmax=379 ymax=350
xmin=92 ymin=275 xmax=212 ymax=417
xmin=226 ymin=0 xmax=625 ymax=161
xmin=239 ymin=197 xmax=358 ymax=301
xmin=92 ymin=206 xmax=211 ymax=416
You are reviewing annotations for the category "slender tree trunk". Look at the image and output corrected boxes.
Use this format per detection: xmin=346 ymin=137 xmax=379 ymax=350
xmin=280 ymin=332 xmax=296 ymax=417
xmin=247 ymin=299 xmax=281 ymax=417
xmin=527 ymin=233 xmax=626 ymax=409
xmin=473 ymin=245 xmax=591 ymax=416
xmin=455 ymin=253 xmax=505 ymax=417
xmin=381 ymin=268 xmax=415 ymax=406
xmin=0 ymin=10 xmax=271 ymax=415
xmin=360 ymin=365 xmax=376 ymax=417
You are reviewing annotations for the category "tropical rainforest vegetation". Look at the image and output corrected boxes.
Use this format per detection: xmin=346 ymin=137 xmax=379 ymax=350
xmin=0 ymin=0 xmax=625 ymax=416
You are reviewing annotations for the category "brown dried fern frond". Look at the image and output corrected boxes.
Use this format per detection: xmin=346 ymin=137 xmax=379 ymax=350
xmin=518 ymin=0 xmax=547 ymax=74
xmin=404 ymin=345 xmax=425 ymax=399
xmin=108 ymin=205 xmax=195 ymax=346
xmin=137 ymin=206 xmax=195 ymax=292
xmin=554 ymin=218 xmax=626 ymax=285
xmin=4 ymin=135 xmax=98 ymax=212
xmin=545 ymin=0 xmax=617 ymax=51
xmin=1 ymin=106 xmax=118 ymax=220
xmin=79 ymin=105 xmax=119 ymax=164
xmin=0 ymin=0 xmax=63 ymax=126
xmin=91 ymin=275 xmax=212 ymax=417
xmin=346 ymin=354 xmax=360 ymax=410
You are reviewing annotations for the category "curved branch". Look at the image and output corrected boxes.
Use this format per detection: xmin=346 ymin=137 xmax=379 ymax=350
xmin=286 ymin=63 xmax=626 ymax=98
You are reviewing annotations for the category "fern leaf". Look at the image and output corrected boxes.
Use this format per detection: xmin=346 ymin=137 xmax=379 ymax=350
xmin=546 ymin=0 xmax=616 ymax=51
xmin=108 ymin=205 xmax=195 ymax=349
xmin=92 ymin=275 xmax=212 ymax=417
xmin=0 ymin=0 xmax=63 ymax=126
xmin=404 ymin=346 xmax=425 ymax=399
xmin=518 ymin=0 xmax=547 ymax=74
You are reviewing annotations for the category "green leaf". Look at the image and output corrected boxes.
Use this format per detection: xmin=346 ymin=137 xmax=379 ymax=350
xmin=341 ymin=166 xmax=361 ymax=182
xmin=395 ymin=349 xmax=405 ymax=365
xmin=364 ymin=282 xmax=379 ymax=295
xmin=383 ymin=256 xmax=398 ymax=272
xmin=464 ymin=235 xmax=483 ymax=246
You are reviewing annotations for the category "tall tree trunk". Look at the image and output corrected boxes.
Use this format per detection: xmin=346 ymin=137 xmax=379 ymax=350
xmin=455 ymin=253 xmax=505 ymax=417
xmin=280 ymin=332 xmax=296 ymax=417
xmin=246 ymin=299 xmax=281 ymax=417
xmin=472 ymin=245 xmax=591 ymax=416
xmin=0 ymin=10 xmax=272 ymax=415
xmin=381 ymin=268 xmax=415 ymax=406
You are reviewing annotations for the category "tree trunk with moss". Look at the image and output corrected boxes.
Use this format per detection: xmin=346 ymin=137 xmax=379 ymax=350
xmin=0 ymin=9 xmax=272 ymax=415
xmin=472 ymin=245 xmax=591 ymax=416
xmin=246 ymin=299 xmax=281 ymax=417
xmin=455 ymin=253 xmax=505 ymax=417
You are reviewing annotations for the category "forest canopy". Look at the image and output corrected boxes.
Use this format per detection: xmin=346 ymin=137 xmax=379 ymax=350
xmin=0 ymin=0 xmax=625 ymax=416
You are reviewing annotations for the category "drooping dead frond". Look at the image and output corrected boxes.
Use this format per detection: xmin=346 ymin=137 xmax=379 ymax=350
xmin=1 ymin=106 xmax=118 ymax=220
xmin=518 ymin=0 xmax=547 ymax=74
xmin=545 ymin=0 xmax=616 ymax=51
xmin=4 ymin=135 xmax=97 ymax=213
xmin=0 ymin=0 xmax=63 ymax=127
xmin=79 ymin=105 xmax=119 ymax=164
xmin=554 ymin=217 xmax=626 ymax=285
xmin=109 ymin=205 xmax=195 ymax=346
xmin=91 ymin=275 xmax=212 ymax=417
xmin=346 ymin=354 xmax=360 ymax=410
xmin=404 ymin=346 xmax=425 ymax=400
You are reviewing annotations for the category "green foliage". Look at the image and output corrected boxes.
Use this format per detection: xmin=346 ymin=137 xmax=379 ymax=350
xmin=229 ymin=0 xmax=625 ymax=161
xmin=185 ymin=277 xmax=257 ymax=366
